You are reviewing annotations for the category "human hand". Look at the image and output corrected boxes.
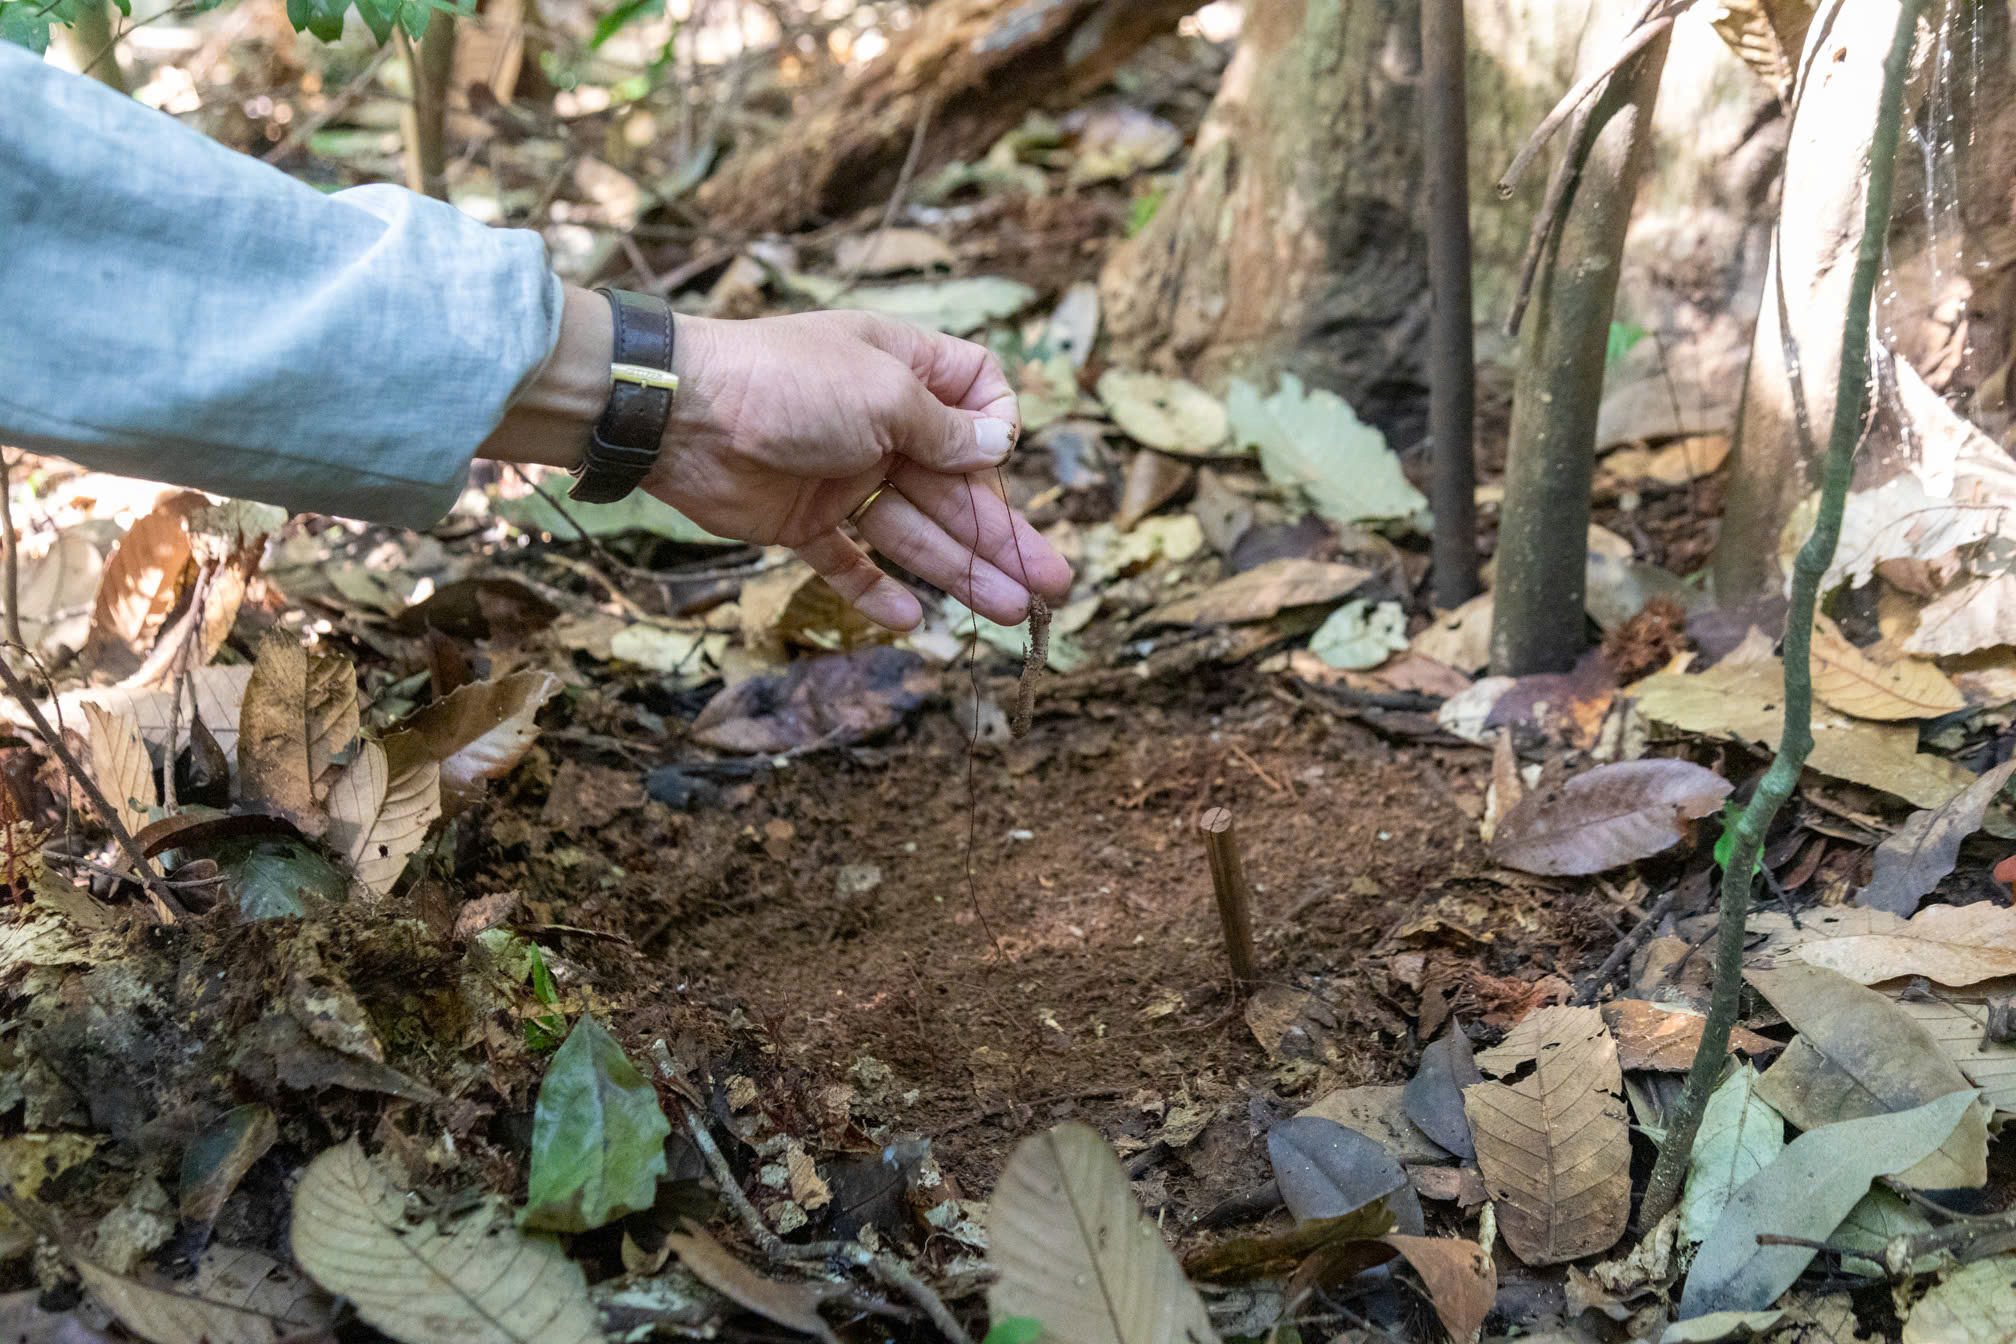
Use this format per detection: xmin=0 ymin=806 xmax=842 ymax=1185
xmin=645 ymin=310 xmax=1073 ymax=631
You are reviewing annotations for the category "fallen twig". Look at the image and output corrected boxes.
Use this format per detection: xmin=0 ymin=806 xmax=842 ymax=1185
xmin=0 ymin=650 xmax=183 ymax=922
xmin=1639 ymin=0 xmax=1923 ymax=1226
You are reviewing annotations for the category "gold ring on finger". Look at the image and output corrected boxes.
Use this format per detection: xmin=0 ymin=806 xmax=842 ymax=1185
xmin=848 ymin=483 xmax=890 ymax=524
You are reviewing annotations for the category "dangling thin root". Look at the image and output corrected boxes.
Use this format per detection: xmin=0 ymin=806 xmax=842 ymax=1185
xmin=1011 ymin=593 xmax=1050 ymax=739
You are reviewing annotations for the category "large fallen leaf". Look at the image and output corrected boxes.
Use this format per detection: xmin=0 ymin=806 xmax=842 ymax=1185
xmin=497 ymin=475 xmax=729 ymax=545
xmin=325 ymin=741 xmax=441 ymax=898
xmin=1228 ymin=373 xmax=1426 ymax=529
xmin=832 ymin=227 xmax=954 ymax=274
xmin=1810 ymin=615 xmax=1964 ymax=720
xmin=15 ymin=529 xmax=102 ymax=657
xmin=386 ymin=670 xmax=560 ymax=815
xmin=1679 ymin=1066 xmax=1784 ymax=1246
xmin=79 ymin=1246 xmax=334 ymax=1344
xmin=988 ymin=1122 xmax=1220 ymax=1344
xmin=1901 ymin=1254 xmax=2016 ymax=1344
xmin=665 ymin=1225 xmax=838 ymax=1344
xmin=1600 ymin=999 xmax=1776 ymax=1072
xmin=1144 ymin=558 xmax=1369 ymax=627
xmin=792 ymin=273 xmax=1036 ymax=336
xmin=1678 ymin=1090 xmax=1980 ymax=1318
xmin=691 ymin=647 xmax=933 ymax=754
xmin=86 ymin=490 xmax=204 ymax=669
xmin=82 ymin=704 xmax=155 ymax=838
xmin=291 ymin=1138 xmax=599 ymax=1344
xmin=1267 ymin=1115 xmax=1423 ymax=1235
xmin=1858 ymin=761 xmax=2016 ymax=917
xmin=1904 ymin=571 xmax=2016 ymax=658
xmin=1463 ymin=1005 xmax=1631 ymax=1264
xmin=236 ymin=634 xmax=358 ymax=836
xmin=0 ymin=1134 xmax=101 ymax=1259
xmin=1402 ymin=1028 xmax=1482 ymax=1161
xmin=1381 ymin=1235 xmax=1496 ymax=1342
xmin=1767 ymin=901 xmax=2016 ymax=986
xmin=16 ymin=666 xmax=256 ymax=762
xmin=1748 ymin=963 xmax=1987 ymax=1188
xmin=1299 ymin=1085 xmax=1453 ymax=1164
xmin=1628 ymin=637 xmax=1973 ymax=807
xmin=1096 ymin=370 xmax=1229 ymax=456
xmin=523 ymin=1016 xmax=672 ymax=1234
xmin=1891 ymin=997 xmax=2016 ymax=1114
xmin=1488 ymin=759 xmax=1732 ymax=876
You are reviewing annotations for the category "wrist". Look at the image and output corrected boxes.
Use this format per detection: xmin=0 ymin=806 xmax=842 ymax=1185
xmin=478 ymin=284 xmax=615 ymax=471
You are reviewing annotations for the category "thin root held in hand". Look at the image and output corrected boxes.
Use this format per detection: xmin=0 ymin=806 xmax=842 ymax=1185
xmin=1011 ymin=593 xmax=1049 ymax=738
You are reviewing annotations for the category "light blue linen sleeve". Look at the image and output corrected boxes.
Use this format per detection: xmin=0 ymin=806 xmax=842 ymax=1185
xmin=0 ymin=41 xmax=566 ymax=529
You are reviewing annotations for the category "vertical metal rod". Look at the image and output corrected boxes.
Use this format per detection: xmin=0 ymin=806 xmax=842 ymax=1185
xmin=1422 ymin=0 xmax=1480 ymax=608
xmin=1199 ymin=807 xmax=1260 ymax=996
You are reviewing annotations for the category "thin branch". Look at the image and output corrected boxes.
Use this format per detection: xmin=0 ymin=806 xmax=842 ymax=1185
xmin=262 ymin=42 xmax=399 ymax=164
xmin=0 ymin=452 xmax=22 ymax=650
xmin=829 ymin=98 xmax=935 ymax=303
xmin=0 ymin=651 xmax=183 ymax=922
xmin=1496 ymin=1 xmax=1683 ymax=198
xmin=1639 ymin=0 xmax=1923 ymax=1227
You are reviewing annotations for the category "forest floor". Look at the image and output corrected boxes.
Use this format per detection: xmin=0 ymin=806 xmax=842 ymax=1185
xmin=7 ymin=6 xmax=2016 ymax=1344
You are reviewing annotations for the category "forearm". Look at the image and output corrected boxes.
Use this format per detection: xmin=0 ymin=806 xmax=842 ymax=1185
xmin=0 ymin=42 xmax=559 ymax=529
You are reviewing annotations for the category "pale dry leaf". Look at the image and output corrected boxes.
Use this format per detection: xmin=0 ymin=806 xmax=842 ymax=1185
xmin=325 ymin=741 xmax=441 ymax=898
xmin=16 ymin=530 xmax=103 ymax=656
xmin=81 ymin=704 xmax=154 ymax=838
xmin=1900 ymin=1253 xmax=2016 ymax=1344
xmin=236 ymin=634 xmax=357 ymax=834
xmin=78 ymin=1245 xmax=334 ymax=1344
xmin=1748 ymin=963 xmax=1987 ymax=1189
xmin=1488 ymin=759 xmax=1732 ymax=876
xmin=1463 ymin=1005 xmax=1631 ymax=1264
xmin=385 ymin=671 xmax=560 ymax=817
xmin=1858 ymin=760 xmax=2016 ymax=916
xmin=86 ymin=490 xmax=204 ymax=666
xmin=833 ymin=227 xmax=954 ymax=275
xmin=1791 ymin=901 xmax=2016 ymax=987
xmin=1629 ymin=651 xmax=1974 ymax=808
xmin=988 ymin=1122 xmax=1221 ymax=1344
xmin=1903 ymin=571 xmax=2016 ymax=658
xmin=27 ymin=666 xmax=256 ymax=762
xmin=290 ymin=1138 xmax=600 ymax=1344
xmin=1810 ymin=615 xmax=1964 ymax=720
xmin=1097 ymin=370 xmax=1230 ymax=457
xmin=1229 ymin=373 xmax=1426 ymax=528
xmin=1146 ymin=558 xmax=1370 ymax=627
xmin=1679 ymin=1066 xmax=1784 ymax=1246
xmin=1413 ymin=592 xmax=1494 ymax=674
xmin=1891 ymin=997 xmax=2016 ymax=1113
xmin=664 ymin=1225 xmax=838 ymax=1344
xmin=1679 ymin=1091 xmax=1980 ymax=1318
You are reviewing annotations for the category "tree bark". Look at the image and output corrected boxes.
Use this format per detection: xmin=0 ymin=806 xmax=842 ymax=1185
xmin=1424 ymin=0 xmax=1481 ymax=606
xmin=1491 ymin=17 xmax=1671 ymax=675
xmin=1098 ymin=0 xmax=1430 ymax=437
xmin=696 ymin=0 xmax=1197 ymax=234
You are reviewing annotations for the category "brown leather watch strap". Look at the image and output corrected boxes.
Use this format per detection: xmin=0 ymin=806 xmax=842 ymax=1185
xmin=569 ymin=288 xmax=677 ymax=504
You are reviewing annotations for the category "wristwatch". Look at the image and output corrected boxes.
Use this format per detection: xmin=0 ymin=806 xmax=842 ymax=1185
xmin=570 ymin=287 xmax=679 ymax=503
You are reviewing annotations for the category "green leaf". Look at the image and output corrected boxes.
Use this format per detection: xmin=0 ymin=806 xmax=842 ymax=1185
xmin=214 ymin=835 xmax=351 ymax=920
xmin=352 ymin=0 xmax=392 ymax=42
xmin=496 ymin=476 xmax=732 ymax=545
xmin=1678 ymin=1065 xmax=1783 ymax=1245
xmin=592 ymin=0 xmax=662 ymax=48
xmin=1309 ymin=599 xmax=1408 ymax=670
xmin=1607 ymin=321 xmax=1649 ymax=367
xmin=0 ymin=3 xmax=57 ymax=53
xmin=1228 ymin=373 xmax=1428 ymax=530
xmin=1712 ymin=799 xmax=1742 ymax=868
xmin=523 ymin=1016 xmax=672 ymax=1233
xmin=983 ymin=1319 xmax=1044 ymax=1344
xmin=1125 ymin=185 xmax=1166 ymax=238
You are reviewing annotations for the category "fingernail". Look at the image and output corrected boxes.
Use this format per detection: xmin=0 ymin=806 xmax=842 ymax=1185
xmin=975 ymin=417 xmax=1015 ymax=463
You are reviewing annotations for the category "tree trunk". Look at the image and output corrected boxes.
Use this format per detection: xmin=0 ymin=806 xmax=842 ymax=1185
xmin=1098 ymin=0 xmax=1430 ymax=439
xmin=1714 ymin=0 xmax=2016 ymax=599
xmin=60 ymin=2 xmax=130 ymax=95
xmin=696 ymin=0 xmax=1197 ymax=234
xmin=1491 ymin=20 xmax=1672 ymax=675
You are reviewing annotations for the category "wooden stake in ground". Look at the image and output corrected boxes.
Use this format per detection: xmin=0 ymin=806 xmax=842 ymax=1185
xmin=1199 ymin=807 xmax=1260 ymax=996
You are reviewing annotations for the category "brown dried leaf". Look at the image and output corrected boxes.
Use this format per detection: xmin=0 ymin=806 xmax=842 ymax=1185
xmin=291 ymin=1138 xmax=598 ymax=1344
xmin=78 ymin=1245 xmax=334 ymax=1344
xmin=1114 ymin=451 xmax=1193 ymax=531
xmin=28 ymin=666 xmax=255 ymax=762
xmin=1708 ymin=0 xmax=1813 ymax=98
xmin=1748 ymin=963 xmax=1987 ymax=1188
xmin=1463 ymin=1005 xmax=1631 ymax=1264
xmin=1629 ymin=640 xmax=1974 ymax=808
xmin=1891 ymin=997 xmax=2016 ymax=1114
xmin=1600 ymin=999 xmax=1777 ymax=1072
xmin=1811 ymin=615 xmax=1964 ymax=721
xmin=86 ymin=491 xmax=203 ymax=670
xmin=1778 ymin=902 xmax=2016 ymax=987
xmin=384 ymin=670 xmax=558 ymax=816
xmin=236 ymin=634 xmax=358 ymax=835
xmin=665 ymin=1225 xmax=838 ymax=1344
xmin=989 ymin=1123 xmax=1221 ymax=1344
xmin=325 ymin=741 xmax=440 ymax=898
xmin=1380 ymin=1234 xmax=1496 ymax=1341
xmin=1857 ymin=761 xmax=2016 ymax=917
xmin=81 ymin=704 xmax=154 ymax=838
xmin=16 ymin=530 xmax=103 ymax=657
xmin=1145 ymin=557 xmax=1370 ymax=627
xmin=1488 ymin=759 xmax=1732 ymax=876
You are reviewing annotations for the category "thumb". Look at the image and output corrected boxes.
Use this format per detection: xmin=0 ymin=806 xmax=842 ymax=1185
xmin=887 ymin=377 xmax=1017 ymax=473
